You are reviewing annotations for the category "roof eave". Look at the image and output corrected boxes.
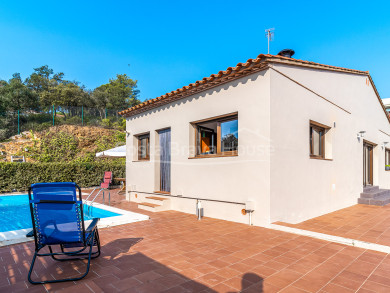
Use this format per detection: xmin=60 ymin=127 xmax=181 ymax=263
xmin=119 ymin=60 xmax=271 ymax=118
xmin=119 ymin=54 xmax=370 ymax=118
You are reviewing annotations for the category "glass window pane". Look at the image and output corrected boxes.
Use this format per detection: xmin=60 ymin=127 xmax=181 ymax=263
xmin=312 ymin=128 xmax=320 ymax=156
xmin=200 ymin=130 xmax=215 ymax=154
xmin=221 ymin=119 xmax=238 ymax=152
xmin=139 ymin=136 xmax=149 ymax=159
xmin=140 ymin=138 xmax=146 ymax=158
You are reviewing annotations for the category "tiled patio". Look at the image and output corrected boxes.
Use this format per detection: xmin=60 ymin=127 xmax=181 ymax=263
xmin=1 ymin=191 xmax=390 ymax=292
xmin=274 ymin=204 xmax=390 ymax=247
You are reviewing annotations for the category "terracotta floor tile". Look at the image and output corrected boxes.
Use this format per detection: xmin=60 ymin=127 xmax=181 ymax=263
xmin=207 ymin=259 xmax=229 ymax=269
xmin=367 ymin=274 xmax=390 ymax=287
xmin=181 ymin=280 xmax=210 ymax=292
xmin=356 ymin=288 xmax=376 ymax=293
xmin=133 ymin=280 xmax=169 ymax=293
xmin=154 ymin=274 xmax=187 ymax=289
xmin=275 ymin=204 xmax=390 ymax=246
xmin=331 ymin=274 xmax=364 ymax=291
xmin=214 ymin=267 xmax=241 ymax=279
xmin=357 ymin=251 xmax=387 ymax=264
xmin=360 ymin=280 xmax=390 ymax=293
xmin=278 ymin=285 xmax=309 ymax=293
xmin=372 ymin=263 xmax=390 ymax=278
xmin=193 ymin=263 xmax=217 ymax=275
xmin=170 ymin=261 xmax=194 ymax=271
xmin=321 ymin=282 xmax=355 ymax=292
xmin=250 ymin=253 xmax=274 ymax=263
xmin=133 ymin=270 xmax=162 ymax=283
xmin=227 ymin=262 xmax=252 ymax=273
xmin=217 ymin=255 xmax=241 ymax=265
xmin=179 ymin=268 xmax=205 ymax=280
xmin=211 ymin=282 xmax=236 ymax=293
xmin=222 ymin=276 xmax=253 ymax=291
xmin=265 ymin=269 xmax=301 ymax=289
xmin=160 ymin=285 xmax=191 ymax=293
xmin=293 ymin=271 xmax=334 ymax=292
xmin=238 ymin=257 xmax=264 ymax=267
xmin=250 ymin=264 xmax=278 ymax=278
xmin=240 ymin=281 xmax=265 ymax=293
xmin=258 ymin=281 xmax=282 ymax=293
xmin=1 ymin=188 xmax=388 ymax=293
xmin=262 ymin=260 xmax=289 ymax=271
xmin=112 ymin=277 xmax=142 ymax=291
xmin=345 ymin=260 xmax=378 ymax=278
xmin=196 ymin=273 xmax=225 ymax=287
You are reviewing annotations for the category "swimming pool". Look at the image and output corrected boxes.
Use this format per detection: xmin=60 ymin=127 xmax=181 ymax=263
xmin=0 ymin=194 xmax=120 ymax=233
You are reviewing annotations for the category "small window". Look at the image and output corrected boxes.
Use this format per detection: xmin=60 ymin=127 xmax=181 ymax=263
xmin=194 ymin=114 xmax=238 ymax=157
xmin=309 ymin=121 xmax=331 ymax=159
xmin=386 ymin=148 xmax=390 ymax=167
xmin=137 ymin=134 xmax=150 ymax=160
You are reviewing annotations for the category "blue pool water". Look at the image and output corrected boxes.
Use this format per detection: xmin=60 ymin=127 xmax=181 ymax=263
xmin=0 ymin=194 xmax=120 ymax=232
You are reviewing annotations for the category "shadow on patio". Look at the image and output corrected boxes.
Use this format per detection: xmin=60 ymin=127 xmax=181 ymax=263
xmin=2 ymin=205 xmax=390 ymax=292
xmin=5 ymin=236 xmax=264 ymax=292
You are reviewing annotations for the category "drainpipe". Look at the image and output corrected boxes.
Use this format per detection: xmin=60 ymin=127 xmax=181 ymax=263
xmin=248 ymin=210 xmax=254 ymax=226
xmin=241 ymin=208 xmax=255 ymax=225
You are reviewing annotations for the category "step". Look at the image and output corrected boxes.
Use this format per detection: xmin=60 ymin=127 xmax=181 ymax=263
xmin=363 ymin=185 xmax=379 ymax=192
xmin=138 ymin=202 xmax=163 ymax=212
xmin=146 ymin=196 xmax=169 ymax=201
xmin=139 ymin=202 xmax=159 ymax=208
xmin=145 ymin=196 xmax=170 ymax=206
xmin=360 ymin=189 xmax=390 ymax=199
xmin=358 ymin=194 xmax=390 ymax=206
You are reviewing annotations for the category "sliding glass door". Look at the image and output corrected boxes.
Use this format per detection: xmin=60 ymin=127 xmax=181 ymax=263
xmin=363 ymin=142 xmax=373 ymax=186
xmin=159 ymin=128 xmax=171 ymax=192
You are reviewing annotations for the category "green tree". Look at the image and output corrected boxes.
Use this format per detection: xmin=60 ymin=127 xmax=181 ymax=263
xmin=39 ymin=78 xmax=62 ymax=109
xmin=0 ymin=73 xmax=38 ymax=111
xmin=41 ymin=81 xmax=89 ymax=119
xmin=26 ymin=65 xmax=65 ymax=109
xmin=91 ymin=86 xmax=109 ymax=118
xmin=96 ymin=74 xmax=140 ymax=110
xmin=0 ymin=80 xmax=8 ymax=113
xmin=26 ymin=65 xmax=57 ymax=94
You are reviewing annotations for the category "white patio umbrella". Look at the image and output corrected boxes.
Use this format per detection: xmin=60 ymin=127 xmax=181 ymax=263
xmin=96 ymin=145 xmax=126 ymax=158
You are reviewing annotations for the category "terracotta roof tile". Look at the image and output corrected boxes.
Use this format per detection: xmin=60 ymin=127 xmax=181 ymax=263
xmin=119 ymin=53 xmax=369 ymax=117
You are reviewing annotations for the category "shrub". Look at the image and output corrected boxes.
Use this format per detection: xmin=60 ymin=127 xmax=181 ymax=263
xmin=95 ymin=131 xmax=125 ymax=153
xmin=24 ymin=113 xmax=52 ymax=124
xmin=21 ymin=121 xmax=52 ymax=132
xmin=66 ymin=116 xmax=82 ymax=125
xmin=112 ymin=118 xmax=126 ymax=130
xmin=30 ymin=131 xmax=79 ymax=162
xmin=0 ymin=161 xmax=125 ymax=192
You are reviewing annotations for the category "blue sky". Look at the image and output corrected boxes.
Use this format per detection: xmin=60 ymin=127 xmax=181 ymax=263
xmin=1 ymin=1 xmax=390 ymax=102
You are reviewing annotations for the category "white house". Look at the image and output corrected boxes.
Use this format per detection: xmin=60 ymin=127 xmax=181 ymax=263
xmin=119 ymin=50 xmax=390 ymax=227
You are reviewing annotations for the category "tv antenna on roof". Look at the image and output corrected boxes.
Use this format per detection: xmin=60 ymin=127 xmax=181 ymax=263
xmin=265 ymin=28 xmax=274 ymax=54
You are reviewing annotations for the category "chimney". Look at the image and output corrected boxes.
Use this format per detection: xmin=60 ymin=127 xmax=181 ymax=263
xmin=277 ymin=49 xmax=295 ymax=58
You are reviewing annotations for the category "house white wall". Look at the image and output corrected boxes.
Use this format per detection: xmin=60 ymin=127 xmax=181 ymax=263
xmin=269 ymin=64 xmax=390 ymax=223
xmin=125 ymin=61 xmax=390 ymax=227
xmin=126 ymin=70 xmax=272 ymax=226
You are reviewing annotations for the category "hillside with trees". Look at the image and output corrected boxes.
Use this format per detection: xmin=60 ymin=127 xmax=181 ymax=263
xmin=0 ymin=65 xmax=140 ymax=140
xmin=0 ymin=125 xmax=125 ymax=163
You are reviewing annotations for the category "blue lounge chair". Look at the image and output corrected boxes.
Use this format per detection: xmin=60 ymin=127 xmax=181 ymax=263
xmin=27 ymin=182 xmax=101 ymax=284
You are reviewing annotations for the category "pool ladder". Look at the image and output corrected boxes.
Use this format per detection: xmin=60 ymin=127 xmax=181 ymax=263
xmin=84 ymin=187 xmax=111 ymax=216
